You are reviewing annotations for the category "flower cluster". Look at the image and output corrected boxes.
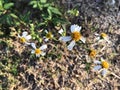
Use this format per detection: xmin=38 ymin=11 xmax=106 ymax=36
xmin=92 ymin=32 xmax=111 ymax=76
xmin=18 ymin=31 xmax=47 ymax=57
xmin=59 ymin=25 xmax=111 ymax=76
xmin=18 ymin=24 xmax=111 ymax=77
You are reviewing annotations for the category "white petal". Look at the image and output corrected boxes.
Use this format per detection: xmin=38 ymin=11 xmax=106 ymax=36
xmin=70 ymin=24 xmax=81 ymax=32
xmin=40 ymin=45 xmax=47 ymax=50
xmin=76 ymin=26 xmax=82 ymax=32
xmin=70 ymin=25 xmax=75 ymax=32
xmin=94 ymin=33 xmax=99 ymax=36
xmin=22 ymin=31 xmax=28 ymax=37
xmin=25 ymin=35 xmax=31 ymax=40
xmin=95 ymin=37 xmax=100 ymax=41
xmin=101 ymin=58 xmax=105 ymax=62
xmin=31 ymin=43 xmax=36 ymax=49
xmin=31 ymin=50 xmax=35 ymax=54
xmin=80 ymin=36 xmax=86 ymax=43
xmin=67 ymin=40 xmax=75 ymax=50
xmin=44 ymin=38 xmax=49 ymax=42
xmin=36 ymin=54 xmax=40 ymax=57
xmin=94 ymin=60 xmax=101 ymax=64
xmin=45 ymin=30 xmax=48 ymax=33
xmin=102 ymin=69 xmax=107 ymax=76
xmin=93 ymin=65 xmax=102 ymax=71
xmin=41 ymin=52 xmax=46 ymax=56
xmin=58 ymin=29 xmax=63 ymax=34
xmin=25 ymin=42 xmax=30 ymax=45
xmin=59 ymin=36 xmax=72 ymax=42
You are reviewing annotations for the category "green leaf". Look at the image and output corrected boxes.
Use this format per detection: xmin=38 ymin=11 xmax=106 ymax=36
xmin=40 ymin=0 xmax=47 ymax=3
xmin=47 ymin=8 xmax=52 ymax=19
xmin=43 ymin=3 xmax=50 ymax=7
xmin=0 ymin=7 xmax=4 ymax=11
xmin=0 ymin=12 xmax=3 ymax=15
xmin=0 ymin=0 xmax=3 ymax=6
xmin=6 ymin=15 xmax=11 ymax=25
xmin=53 ymin=17 xmax=70 ymax=25
xmin=29 ymin=1 xmax=37 ymax=5
xmin=0 ymin=0 xmax=4 ymax=10
xmin=68 ymin=9 xmax=79 ymax=16
xmin=29 ymin=1 xmax=39 ymax=8
xmin=38 ymin=22 xmax=46 ymax=27
xmin=48 ymin=6 xmax=62 ymax=15
xmin=10 ymin=13 xmax=18 ymax=19
xmin=4 ymin=3 xmax=14 ymax=9
xmin=33 ymin=4 xmax=37 ymax=8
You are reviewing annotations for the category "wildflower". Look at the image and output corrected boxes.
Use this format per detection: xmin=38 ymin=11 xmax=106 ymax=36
xmin=44 ymin=30 xmax=53 ymax=42
xmin=101 ymin=33 xmax=111 ymax=43
xmin=18 ymin=31 xmax=31 ymax=45
xmin=59 ymin=24 xmax=86 ymax=50
xmin=94 ymin=58 xmax=109 ymax=76
xmin=89 ymin=49 xmax=96 ymax=58
xmin=95 ymin=32 xmax=110 ymax=43
xmin=31 ymin=43 xmax=47 ymax=57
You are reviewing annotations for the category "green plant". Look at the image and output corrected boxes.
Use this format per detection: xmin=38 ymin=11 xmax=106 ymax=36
xmin=29 ymin=0 xmax=69 ymax=27
xmin=0 ymin=0 xmax=14 ymax=12
xmin=0 ymin=0 xmax=17 ymax=26
xmin=30 ymin=24 xmax=42 ymax=42
xmin=67 ymin=8 xmax=79 ymax=17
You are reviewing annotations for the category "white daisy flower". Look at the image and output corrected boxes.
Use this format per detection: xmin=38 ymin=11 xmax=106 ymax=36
xmin=18 ymin=31 xmax=31 ymax=45
xmin=93 ymin=58 xmax=109 ymax=76
xmin=59 ymin=24 xmax=86 ymax=50
xmin=31 ymin=43 xmax=47 ymax=57
xmin=44 ymin=30 xmax=53 ymax=42
xmin=95 ymin=32 xmax=110 ymax=43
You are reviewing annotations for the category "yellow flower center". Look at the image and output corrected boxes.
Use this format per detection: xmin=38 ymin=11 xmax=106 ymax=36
xmin=101 ymin=33 xmax=107 ymax=38
xmin=20 ymin=37 xmax=26 ymax=43
xmin=102 ymin=61 xmax=109 ymax=69
xmin=46 ymin=32 xmax=53 ymax=39
xmin=89 ymin=50 xmax=96 ymax=58
xmin=35 ymin=49 xmax=41 ymax=54
xmin=71 ymin=31 xmax=81 ymax=41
